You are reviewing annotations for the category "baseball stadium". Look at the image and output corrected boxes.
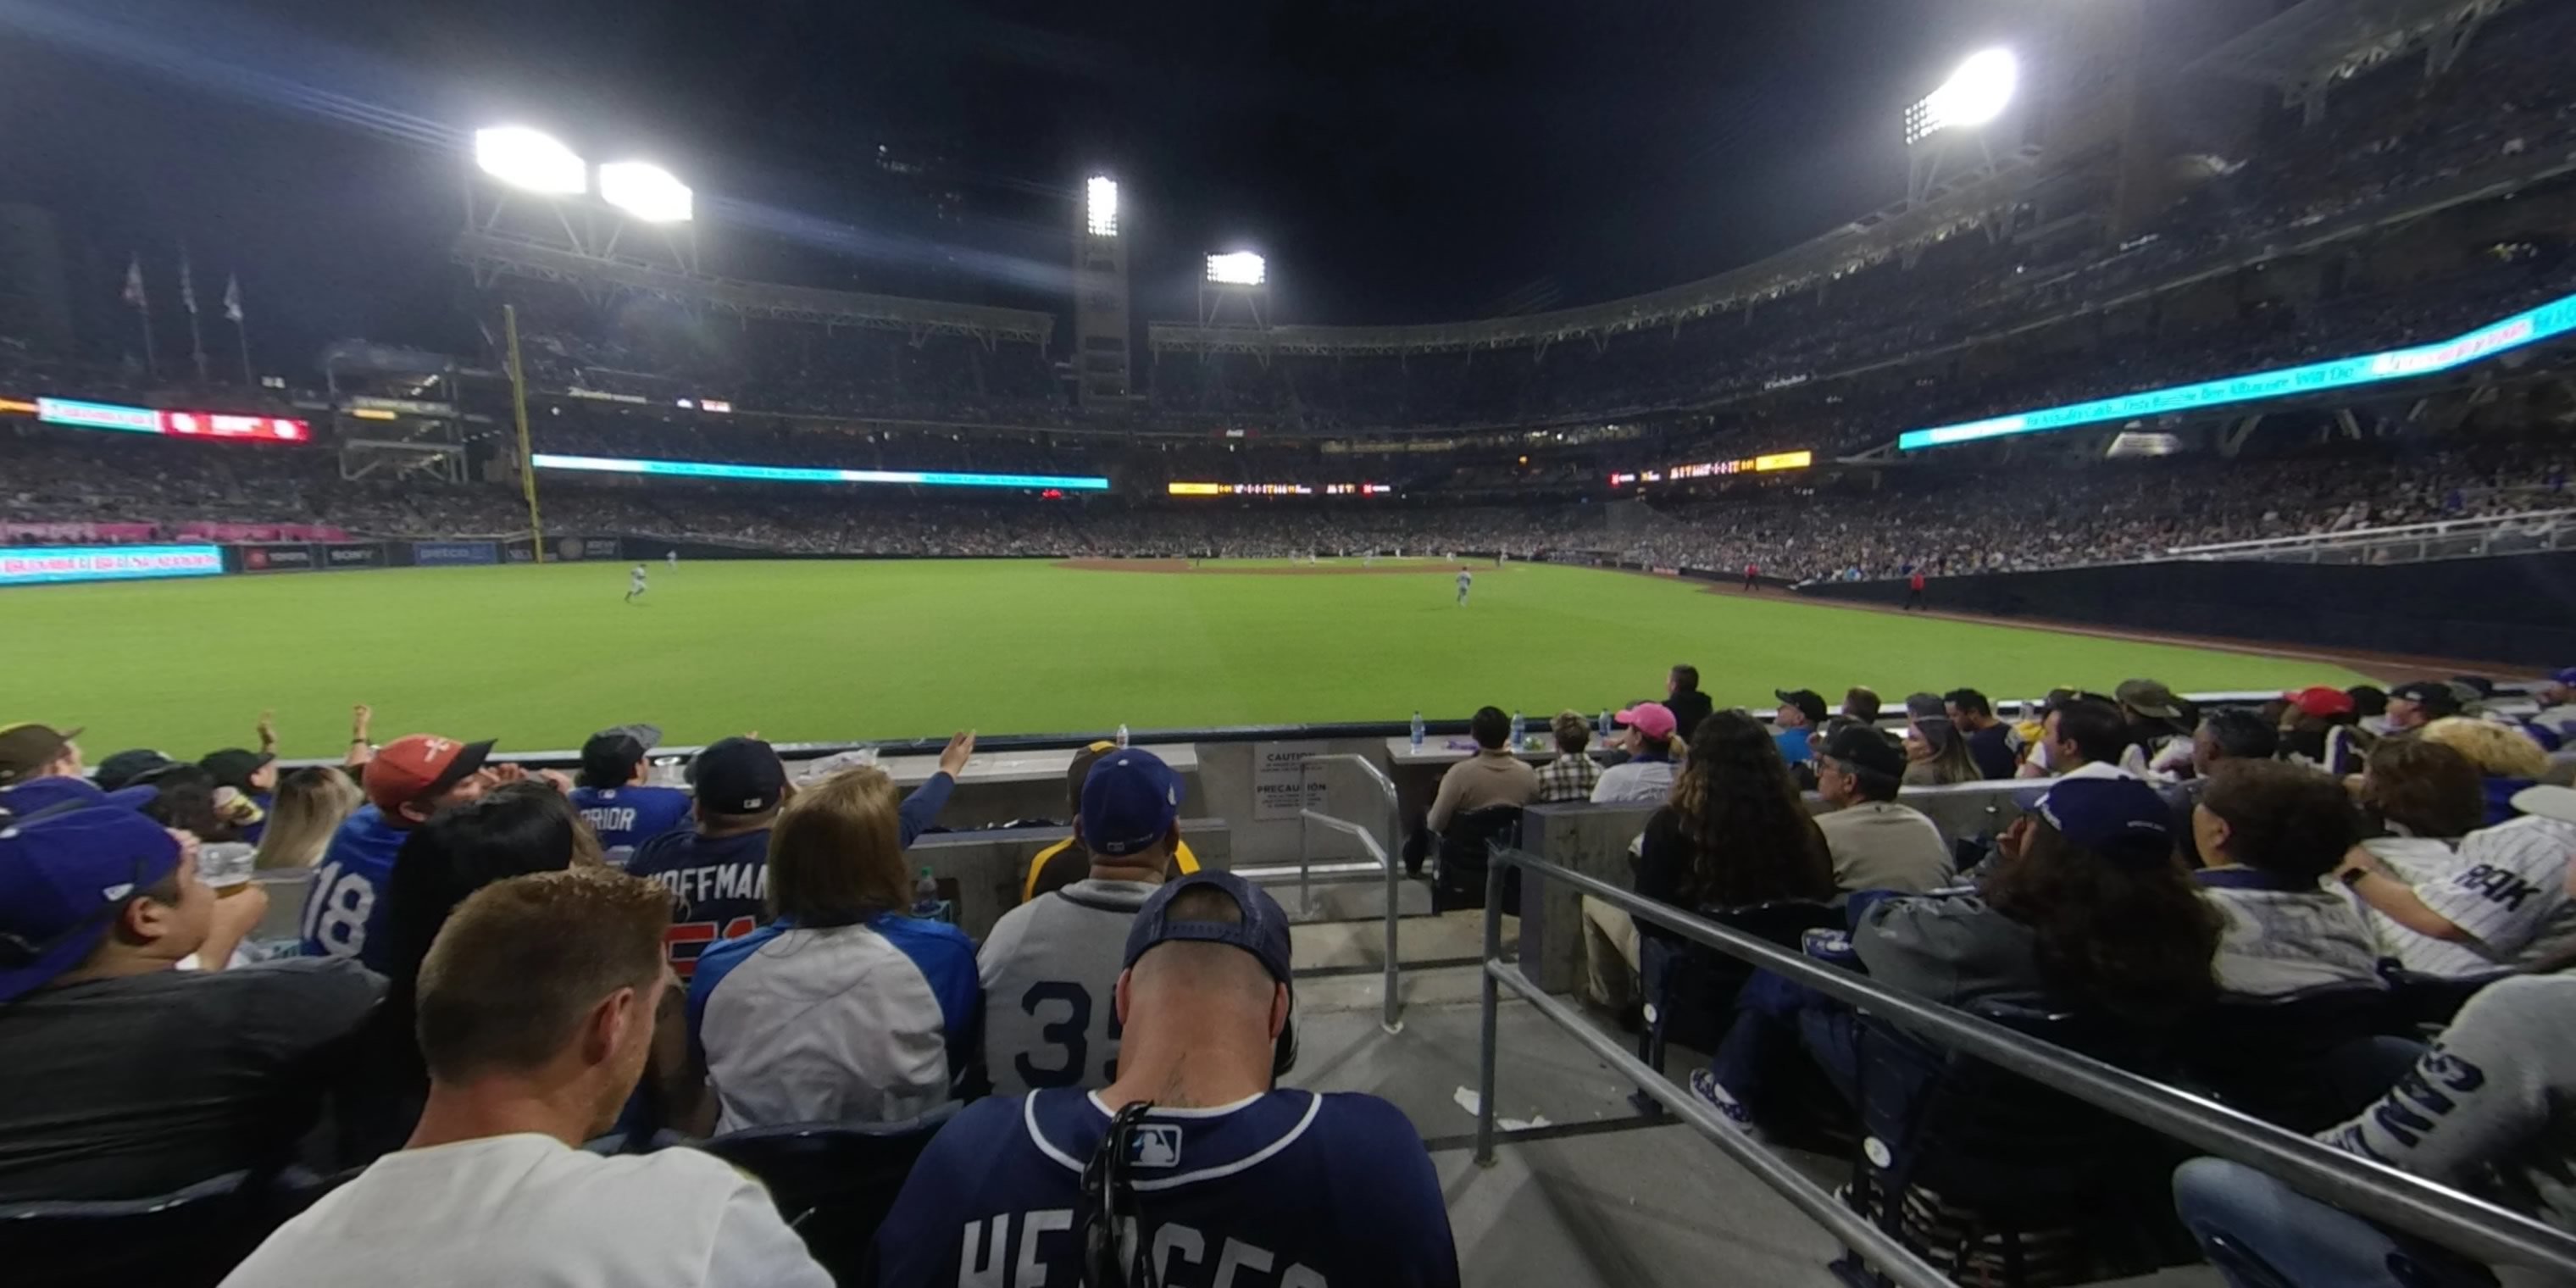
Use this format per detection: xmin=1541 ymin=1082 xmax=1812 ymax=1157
xmin=6 ymin=1 xmax=2576 ymax=1286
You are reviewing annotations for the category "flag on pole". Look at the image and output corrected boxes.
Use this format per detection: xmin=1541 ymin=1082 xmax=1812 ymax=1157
xmin=121 ymin=253 xmax=147 ymax=309
xmin=223 ymin=274 xmax=244 ymax=322
xmin=179 ymin=252 xmax=199 ymax=315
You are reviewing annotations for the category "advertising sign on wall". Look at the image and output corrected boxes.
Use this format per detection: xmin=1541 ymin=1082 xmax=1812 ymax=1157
xmin=412 ymin=541 xmax=499 ymax=567
xmin=240 ymin=545 xmax=316 ymax=572
xmin=0 ymin=544 xmax=224 ymax=586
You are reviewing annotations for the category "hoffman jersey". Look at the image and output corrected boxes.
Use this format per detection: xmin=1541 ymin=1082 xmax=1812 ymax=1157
xmin=689 ymin=913 xmax=980 ymax=1131
xmin=977 ymin=880 xmax=1157 ymax=1096
xmin=624 ymin=773 xmax=958 ymax=978
xmin=870 ymin=1089 xmax=1458 ymax=1288
xmin=627 ymin=828 xmax=772 ymax=978
xmin=567 ymin=785 xmax=692 ymax=868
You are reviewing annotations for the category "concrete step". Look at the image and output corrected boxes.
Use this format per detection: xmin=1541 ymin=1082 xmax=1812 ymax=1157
xmin=1238 ymin=864 xmax=1436 ymax=922
xmin=1291 ymin=908 xmax=1508 ymax=974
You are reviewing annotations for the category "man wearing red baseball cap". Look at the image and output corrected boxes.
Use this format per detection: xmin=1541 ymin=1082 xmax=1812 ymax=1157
xmin=299 ymin=733 xmax=502 ymax=970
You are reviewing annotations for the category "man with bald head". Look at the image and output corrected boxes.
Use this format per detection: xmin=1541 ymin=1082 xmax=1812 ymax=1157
xmin=873 ymin=872 xmax=1459 ymax=1287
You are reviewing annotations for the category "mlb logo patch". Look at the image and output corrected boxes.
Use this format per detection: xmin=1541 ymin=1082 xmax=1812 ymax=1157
xmin=1129 ymin=1124 xmax=1183 ymax=1169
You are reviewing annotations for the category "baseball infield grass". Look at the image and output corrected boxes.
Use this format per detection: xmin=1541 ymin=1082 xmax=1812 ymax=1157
xmin=7 ymin=559 xmax=2373 ymax=758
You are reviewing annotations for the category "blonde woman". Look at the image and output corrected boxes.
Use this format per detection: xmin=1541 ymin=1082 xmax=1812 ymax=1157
xmin=686 ymin=766 xmax=977 ymax=1131
xmin=252 ymin=767 xmax=364 ymax=870
xmin=2418 ymin=717 xmax=2550 ymax=826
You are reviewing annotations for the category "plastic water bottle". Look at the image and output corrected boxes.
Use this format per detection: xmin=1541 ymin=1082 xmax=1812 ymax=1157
xmin=913 ymin=867 xmax=943 ymax=921
xmin=1115 ymin=722 xmax=1130 ymax=749
xmin=1599 ymin=708 xmax=1613 ymax=737
xmin=1411 ymin=710 xmax=1426 ymax=749
xmin=1510 ymin=709 xmax=1526 ymax=752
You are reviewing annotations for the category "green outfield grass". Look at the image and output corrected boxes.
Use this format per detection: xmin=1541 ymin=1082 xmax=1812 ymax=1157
xmin=5 ymin=559 xmax=2373 ymax=758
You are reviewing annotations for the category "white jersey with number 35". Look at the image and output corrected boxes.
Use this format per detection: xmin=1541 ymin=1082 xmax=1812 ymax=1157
xmin=974 ymin=878 xmax=1158 ymax=1096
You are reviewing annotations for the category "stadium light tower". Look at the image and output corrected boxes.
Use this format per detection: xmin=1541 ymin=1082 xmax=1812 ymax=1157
xmin=1902 ymin=47 xmax=2021 ymax=206
xmin=599 ymin=161 xmax=694 ymax=224
xmin=1199 ymin=250 xmax=1270 ymax=326
xmin=474 ymin=126 xmax=588 ymax=194
xmin=459 ymin=125 xmax=700 ymax=280
xmin=1072 ymin=172 xmax=1133 ymax=405
xmin=1085 ymin=175 xmax=1119 ymax=238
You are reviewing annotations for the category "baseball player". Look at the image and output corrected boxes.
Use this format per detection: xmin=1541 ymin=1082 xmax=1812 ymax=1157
xmin=979 ymin=748 xmax=1182 ymax=1096
xmin=626 ymin=564 xmax=648 ymax=603
xmin=666 ymin=549 xmax=679 ymax=573
xmin=1457 ymin=568 xmax=1474 ymax=606
xmin=872 ymin=871 xmax=1460 ymax=1288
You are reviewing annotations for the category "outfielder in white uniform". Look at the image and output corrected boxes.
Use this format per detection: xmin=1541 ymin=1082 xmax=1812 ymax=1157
xmin=1457 ymin=569 xmax=1474 ymax=606
xmin=625 ymin=564 xmax=648 ymax=603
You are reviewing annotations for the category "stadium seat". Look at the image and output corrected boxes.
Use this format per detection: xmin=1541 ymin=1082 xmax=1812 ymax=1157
xmin=1837 ymin=997 xmax=2181 ymax=1287
xmin=0 ymin=1168 xmax=342 ymax=1288
xmin=2175 ymin=984 xmax=2396 ymax=1131
xmin=1432 ymin=805 xmax=1524 ymax=913
xmin=1635 ymin=900 xmax=1842 ymax=1080
xmin=691 ymin=1109 xmax=955 ymax=1283
xmin=2379 ymin=966 xmax=2511 ymax=1033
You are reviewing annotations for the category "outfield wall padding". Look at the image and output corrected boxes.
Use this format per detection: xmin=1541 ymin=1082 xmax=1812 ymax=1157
xmin=1795 ymin=551 xmax=2576 ymax=668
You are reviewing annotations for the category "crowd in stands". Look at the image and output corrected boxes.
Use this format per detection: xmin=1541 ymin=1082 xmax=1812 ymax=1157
xmin=13 ymin=414 xmax=2576 ymax=579
xmin=13 ymin=648 xmax=2576 ymax=1285
xmin=0 ymin=713 xmax=1457 ymax=1285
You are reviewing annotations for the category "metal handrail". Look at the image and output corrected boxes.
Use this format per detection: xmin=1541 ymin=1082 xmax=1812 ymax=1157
xmin=1297 ymin=808 xmax=1403 ymax=1035
xmin=1470 ymin=863 xmax=1952 ymax=1288
xmin=1475 ymin=849 xmax=2576 ymax=1278
xmin=1296 ymin=753 xmax=1401 ymax=847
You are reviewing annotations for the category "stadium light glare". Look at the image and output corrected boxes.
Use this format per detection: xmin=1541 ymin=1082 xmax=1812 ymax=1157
xmin=599 ymin=161 xmax=695 ymax=223
xmin=1205 ymin=252 xmax=1267 ymax=286
xmin=473 ymin=126 xmax=588 ymax=195
xmin=1906 ymin=48 xmax=2018 ymax=145
xmin=1085 ymin=175 xmax=1119 ymax=237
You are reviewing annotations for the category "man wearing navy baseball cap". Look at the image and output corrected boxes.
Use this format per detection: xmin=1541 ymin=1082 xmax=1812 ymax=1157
xmin=875 ymin=869 xmax=1459 ymax=1288
xmin=980 ymin=749 xmax=1187 ymax=1096
xmin=0 ymin=805 xmax=380 ymax=1202
xmin=1020 ymin=741 xmax=1203 ymax=902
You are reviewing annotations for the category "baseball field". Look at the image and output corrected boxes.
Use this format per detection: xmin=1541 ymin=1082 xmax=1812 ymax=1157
xmin=9 ymin=558 xmax=2375 ymax=757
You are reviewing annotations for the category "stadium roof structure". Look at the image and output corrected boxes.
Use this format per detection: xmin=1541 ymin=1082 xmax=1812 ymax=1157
xmin=1148 ymin=144 xmax=2045 ymax=359
xmin=453 ymin=229 xmax=1055 ymax=348
xmin=2184 ymin=0 xmax=2514 ymax=92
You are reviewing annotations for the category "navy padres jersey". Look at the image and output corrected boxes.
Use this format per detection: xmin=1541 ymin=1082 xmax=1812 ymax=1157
xmin=871 ymin=1088 xmax=1458 ymax=1288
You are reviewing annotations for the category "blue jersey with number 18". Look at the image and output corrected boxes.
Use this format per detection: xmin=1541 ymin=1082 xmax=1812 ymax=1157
xmin=871 ymin=1087 xmax=1458 ymax=1288
xmin=298 ymin=804 xmax=408 ymax=971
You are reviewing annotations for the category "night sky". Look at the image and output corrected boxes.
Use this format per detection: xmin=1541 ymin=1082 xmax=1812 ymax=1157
xmin=0 ymin=0 xmax=2040 ymax=370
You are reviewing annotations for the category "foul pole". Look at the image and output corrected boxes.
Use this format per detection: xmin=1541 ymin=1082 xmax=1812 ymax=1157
xmin=503 ymin=303 xmax=547 ymax=564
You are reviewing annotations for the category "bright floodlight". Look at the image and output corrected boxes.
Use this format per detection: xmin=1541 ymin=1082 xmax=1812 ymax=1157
xmin=1085 ymin=175 xmax=1119 ymax=237
xmin=474 ymin=126 xmax=587 ymax=195
xmin=600 ymin=161 xmax=694 ymax=223
xmin=1205 ymin=252 xmax=1267 ymax=286
xmin=1906 ymin=48 xmax=2018 ymax=145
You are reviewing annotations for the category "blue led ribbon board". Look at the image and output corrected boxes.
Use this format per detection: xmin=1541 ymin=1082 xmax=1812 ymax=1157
xmin=529 ymin=453 xmax=1112 ymax=491
xmin=1899 ymin=290 xmax=2576 ymax=451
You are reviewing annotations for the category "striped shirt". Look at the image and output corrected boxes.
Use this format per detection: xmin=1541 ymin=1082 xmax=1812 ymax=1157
xmin=2363 ymin=818 xmax=2576 ymax=977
